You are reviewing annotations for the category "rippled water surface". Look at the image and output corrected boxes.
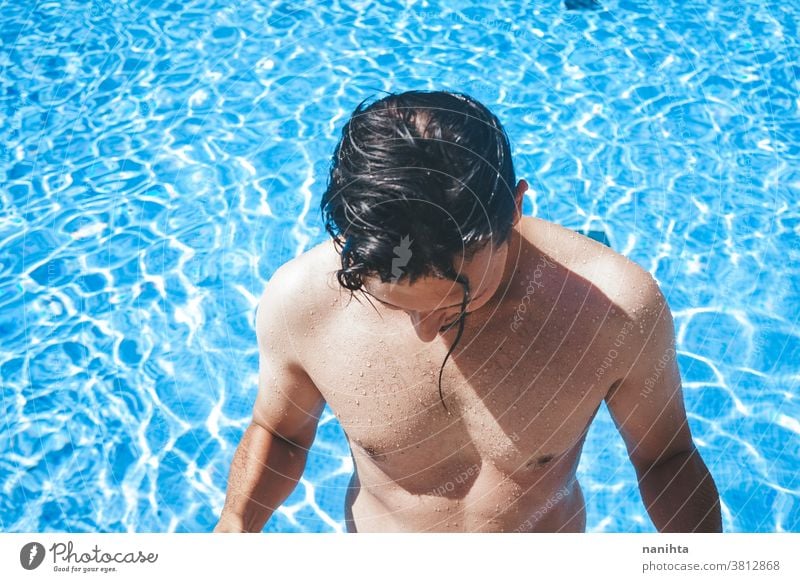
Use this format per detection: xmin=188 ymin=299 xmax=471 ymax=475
xmin=1 ymin=0 xmax=798 ymax=532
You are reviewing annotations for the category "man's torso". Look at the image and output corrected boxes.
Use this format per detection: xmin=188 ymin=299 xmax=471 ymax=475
xmin=283 ymin=216 xmax=638 ymax=532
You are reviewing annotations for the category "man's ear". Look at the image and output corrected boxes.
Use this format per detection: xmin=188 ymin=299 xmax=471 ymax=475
xmin=512 ymin=179 xmax=529 ymax=225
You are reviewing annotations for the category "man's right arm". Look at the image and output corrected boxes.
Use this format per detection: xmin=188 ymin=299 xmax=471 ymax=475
xmin=214 ymin=267 xmax=326 ymax=533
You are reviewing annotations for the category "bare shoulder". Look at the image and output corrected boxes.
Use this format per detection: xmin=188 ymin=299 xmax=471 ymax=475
xmin=256 ymin=238 xmax=345 ymax=334
xmin=522 ymin=216 xmax=665 ymax=318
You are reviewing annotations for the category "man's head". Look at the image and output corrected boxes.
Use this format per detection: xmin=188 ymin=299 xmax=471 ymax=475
xmin=320 ymin=90 xmax=526 ymax=341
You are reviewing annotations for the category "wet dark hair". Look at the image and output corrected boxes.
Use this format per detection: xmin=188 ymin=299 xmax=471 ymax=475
xmin=319 ymin=90 xmax=517 ymax=413
xmin=320 ymin=90 xmax=517 ymax=290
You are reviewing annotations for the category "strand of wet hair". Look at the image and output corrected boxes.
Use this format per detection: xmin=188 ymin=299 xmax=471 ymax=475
xmin=437 ymin=274 xmax=470 ymax=415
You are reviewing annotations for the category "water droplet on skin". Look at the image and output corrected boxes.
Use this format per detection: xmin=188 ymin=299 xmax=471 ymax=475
xmin=359 ymin=371 xmax=364 ymax=377
xmin=366 ymin=361 xmax=372 ymax=367
xmin=355 ymin=400 xmax=360 ymax=406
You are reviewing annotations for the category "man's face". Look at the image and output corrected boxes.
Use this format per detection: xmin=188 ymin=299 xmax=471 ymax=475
xmin=363 ymin=239 xmax=512 ymax=343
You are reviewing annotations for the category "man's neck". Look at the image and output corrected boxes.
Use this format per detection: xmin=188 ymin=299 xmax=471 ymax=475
xmin=501 ymin=224 xmax=523 ymax=288
xmin=473 ymin=224 xmax=523 ymax=313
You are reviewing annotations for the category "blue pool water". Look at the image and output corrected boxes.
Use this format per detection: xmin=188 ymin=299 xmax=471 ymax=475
xmin=1 ymin=0 xmax=798 ymax=533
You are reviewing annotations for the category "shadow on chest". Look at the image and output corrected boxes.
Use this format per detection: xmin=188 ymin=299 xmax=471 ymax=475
xmin=325 ymin=332 xmax=601 ymax=477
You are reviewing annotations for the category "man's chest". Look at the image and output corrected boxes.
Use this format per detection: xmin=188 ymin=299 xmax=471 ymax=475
xmin=302 ymin=303 xmax=614 ymax=484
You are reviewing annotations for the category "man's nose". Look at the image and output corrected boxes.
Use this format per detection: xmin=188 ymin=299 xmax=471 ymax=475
xmin=409 ymin=311 xmax=446 ymax=343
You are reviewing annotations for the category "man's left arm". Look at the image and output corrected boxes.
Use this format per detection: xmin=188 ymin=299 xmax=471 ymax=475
xmin=604 ymin=273 xmax=722 ymax=532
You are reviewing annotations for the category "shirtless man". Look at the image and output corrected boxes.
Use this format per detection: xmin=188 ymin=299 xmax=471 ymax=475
xmin=213 ymin=91 xmax=721 ymax=533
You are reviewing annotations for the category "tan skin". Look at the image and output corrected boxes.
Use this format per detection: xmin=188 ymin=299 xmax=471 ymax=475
xmin=214 ymin=180 xmax=722 ymax=533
